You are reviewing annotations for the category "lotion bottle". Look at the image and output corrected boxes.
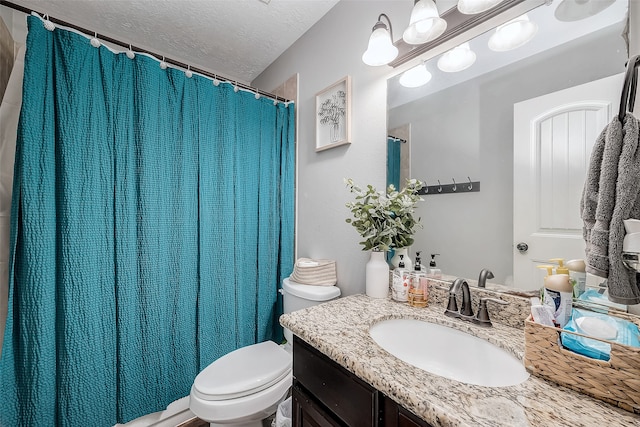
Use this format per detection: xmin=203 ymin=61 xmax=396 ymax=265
xmin=566 ymin=259 xmax=587 ymax=297
xmin=392 ymin=255 xmax=408 ymax=302
xmin=426 ymin=254 xmax=441 ymax=279
xmin=537 ymin=265 xmax=573 ymax=328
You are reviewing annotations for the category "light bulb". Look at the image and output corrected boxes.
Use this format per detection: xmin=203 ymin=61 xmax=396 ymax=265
xmin=399 ymin=63 xmax=432 ymax=88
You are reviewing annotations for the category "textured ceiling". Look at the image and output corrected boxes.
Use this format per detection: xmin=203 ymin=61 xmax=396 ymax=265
xmin=8 ymin=0 xmax=339 ymax=83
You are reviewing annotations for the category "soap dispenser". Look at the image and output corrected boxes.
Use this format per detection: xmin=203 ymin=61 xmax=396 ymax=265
xmin=427 ymin=254 xmax=441 ymax=279
xmin=392 ymin=255 xmax=409 ymax=302
xmin=408 ymin=251 xmax=428 ymax=307
xmin=537 ymin=264 xmax=573 ymax=328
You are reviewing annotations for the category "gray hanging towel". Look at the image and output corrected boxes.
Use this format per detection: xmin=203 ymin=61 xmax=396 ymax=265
xmin=581 ymin=113 xmax=640 ymax=305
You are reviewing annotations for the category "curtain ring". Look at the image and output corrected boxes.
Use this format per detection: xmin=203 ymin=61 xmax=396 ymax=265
xmin=43 ymin=14 xmax=55 ymax=31
xmin=185 ymin=65 xmax=193 ymax=78
xmin=451 ymin=178 xmax=457 ymax=192
xmin=160 ymin=56 xmax=168 ymax=70
xmin=255 ymin=90 xmax=260 ymax=100
xmin=126 ymin=44 xmax=135 ymax=59
xmin=234 ymin=81 xmax=239 ymax=92
xmin=437 ymin=180 xmax=442 ymax=193
xmin=467 ymin=177 xmax=473 ymax=191
xmin=90 ymin=32 xmax=101 ymax=48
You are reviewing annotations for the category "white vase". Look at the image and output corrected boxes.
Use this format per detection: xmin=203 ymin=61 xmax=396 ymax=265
xmin=390 ymin=247 xmax=413 ymax=271
xmin=366 ymin=251 xmax=390 ymax=298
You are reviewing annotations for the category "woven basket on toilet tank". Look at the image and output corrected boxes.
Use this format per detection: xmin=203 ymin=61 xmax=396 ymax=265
xmin=524 ymin=310 xmax=640 ymax=414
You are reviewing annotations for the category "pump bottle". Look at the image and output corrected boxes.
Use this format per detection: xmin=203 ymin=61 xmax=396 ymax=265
xmin=426 ymin=254 xmax=441 ymax=279
xmin=392 ymin=255 xmax=409 ymax=302
xmin=538 ymin=265 xmax=573 ymax=328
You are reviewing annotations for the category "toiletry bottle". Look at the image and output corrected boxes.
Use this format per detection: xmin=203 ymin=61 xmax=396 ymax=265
xmin=566 ymin=259 xmax=586 ymax=297
xmin=549 ymin=258 xmax=568 ymax=275
xmin=392 ymin=256 xmax=408 ymax=302
xmin=537 ymin=265 xmax=573 ymax=328
xmin=427 ymin=254 xmax=441 ymax=279
xmin=408 ymin=252 xmax=427 ymax=307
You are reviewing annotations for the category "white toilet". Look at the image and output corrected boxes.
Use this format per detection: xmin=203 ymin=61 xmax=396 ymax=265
xmin=189 ymin=277 xmax=340 ymax=427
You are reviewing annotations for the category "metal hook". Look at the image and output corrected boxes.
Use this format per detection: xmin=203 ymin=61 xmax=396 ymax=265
xmin=234 ymin=81 xmax=239 ymax=92
xmin=452 ymin=178 xmax=457 ymax=192
xmin=437 ymin=180 xmax=442 ymax=193
xmin=467 ymin=177 xmax=473 ymax=191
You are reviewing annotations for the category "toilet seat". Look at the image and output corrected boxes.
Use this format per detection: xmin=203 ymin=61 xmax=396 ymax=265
xmin=192 ymin=341 xmax=292 ymax=401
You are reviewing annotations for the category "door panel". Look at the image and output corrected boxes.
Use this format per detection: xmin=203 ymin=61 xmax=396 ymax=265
xmin=513 ymin=73 xmax=623 ymax=290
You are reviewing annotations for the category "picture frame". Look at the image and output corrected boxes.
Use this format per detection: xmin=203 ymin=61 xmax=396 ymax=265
xmin=315 ymin=76 xmax=351 ymax=152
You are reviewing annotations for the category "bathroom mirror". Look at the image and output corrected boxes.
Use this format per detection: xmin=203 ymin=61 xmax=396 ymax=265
xmin=387 ymin=0 xmax=628 ymax=288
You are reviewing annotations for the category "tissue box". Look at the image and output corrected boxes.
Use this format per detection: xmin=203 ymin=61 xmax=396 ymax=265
xmin=524 ymin=311 xmax=640 ymax=413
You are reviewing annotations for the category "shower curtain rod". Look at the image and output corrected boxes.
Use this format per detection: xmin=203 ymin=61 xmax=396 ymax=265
xmin=0 ymin=0 xmax=292 ymax=104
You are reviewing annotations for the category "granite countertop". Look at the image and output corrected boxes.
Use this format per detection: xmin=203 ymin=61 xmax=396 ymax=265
xmin=280 ymin=294 xmax=640 ymax=427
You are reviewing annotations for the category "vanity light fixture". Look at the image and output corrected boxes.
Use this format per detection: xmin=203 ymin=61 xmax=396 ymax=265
xmin=402 ymin=0 xmax=447 ymax=45
xmin=399 ymin=62 xmax=432 ymax=88
xmin=487 ymin=13 xmax=538 ymax=52
xmin=457 ymin=0 xmax=506 ymax=15
xmin=362 ymin=13 xmax=399 ymax=66
xmin=437 ymin=42 xmax=476 ymax=72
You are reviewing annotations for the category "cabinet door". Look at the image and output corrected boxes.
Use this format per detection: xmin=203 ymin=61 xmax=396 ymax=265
xmin=294 ymin=336 xmax=379 ymax=426
xmin=382 ymin=394 xmax=433 ymax=427
xmin=292 ymin=383 xmax=343 ymax=427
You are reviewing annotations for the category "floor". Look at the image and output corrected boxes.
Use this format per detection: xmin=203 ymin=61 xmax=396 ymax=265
xmin=177 ymin=413 xmax=277 ymax=427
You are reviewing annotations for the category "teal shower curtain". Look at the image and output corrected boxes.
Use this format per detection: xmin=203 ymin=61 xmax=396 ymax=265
xmin=387 ymin=136 xmax=401 ymax=190
xmin=0 ymin=16 xmax=294 ymax=426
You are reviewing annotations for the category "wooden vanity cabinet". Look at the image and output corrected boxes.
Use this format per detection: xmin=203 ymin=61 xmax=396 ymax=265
xmin=292 ymin=336 xmax=433 ymax=427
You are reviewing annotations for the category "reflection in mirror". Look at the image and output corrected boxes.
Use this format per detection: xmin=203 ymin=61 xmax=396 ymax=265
xmin=387 ymin=124 xmax=411 ymax=190
xmin=387 ymin=0 xmax=628 ymax=289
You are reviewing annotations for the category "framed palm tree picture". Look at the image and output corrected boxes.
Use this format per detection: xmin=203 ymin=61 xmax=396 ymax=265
xmin=315 ymin=76 xmax=351 ymax=152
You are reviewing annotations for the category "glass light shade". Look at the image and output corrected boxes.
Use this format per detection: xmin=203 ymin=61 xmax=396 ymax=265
xmin=362 ymin=27 xmax=399 ymax=66
xmin=402 ymin=0 xmax=447 ymax=45
xmin=458 ymin=0 xmax=505 ymax=15
xmin=488 ymin=14 xmax=538 ymax=52
xmin=554 ymin=0 xmax=615 ymax=22
xmin=437 ymin=43 xmax=476 ymax=72
xmin=399 ymin=63 xmax=432 ymax=88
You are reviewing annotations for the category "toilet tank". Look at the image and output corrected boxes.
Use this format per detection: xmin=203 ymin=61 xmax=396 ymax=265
xmin=281 ymin=277 xmax=341 ymax=313
xmin=280 ymin=277 xmax=341 ymax=344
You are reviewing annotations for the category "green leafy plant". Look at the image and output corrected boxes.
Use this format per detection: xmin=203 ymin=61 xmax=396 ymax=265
xmin=345 ymin=178 xmax=424 ymax=252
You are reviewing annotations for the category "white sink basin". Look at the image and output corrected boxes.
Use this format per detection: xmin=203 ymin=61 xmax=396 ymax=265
xmin=369 ymin=318 xmax=529 ymax=387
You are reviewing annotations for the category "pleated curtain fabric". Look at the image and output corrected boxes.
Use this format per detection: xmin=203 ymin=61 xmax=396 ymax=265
xmin=0 ymin=16 xmax=294 ymax=426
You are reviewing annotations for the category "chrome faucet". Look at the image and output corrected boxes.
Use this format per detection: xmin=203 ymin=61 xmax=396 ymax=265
xmin=478 ymin=268 xmax=494 ymax=288
xmin=444 ymin=278 xmax=474 ymax=320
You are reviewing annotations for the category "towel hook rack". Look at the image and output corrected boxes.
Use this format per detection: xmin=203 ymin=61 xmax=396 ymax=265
xmin=417 ymin=178 xmax=480 ymax=195
xmin=618 ymin=54 xmax=640 ymax=123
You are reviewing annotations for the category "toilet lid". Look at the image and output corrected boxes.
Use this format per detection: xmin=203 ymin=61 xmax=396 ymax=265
xmin=283 ymin=278 xmax=341 ymax=301
xmin=192 ymin=341 xmax=292 ymax=401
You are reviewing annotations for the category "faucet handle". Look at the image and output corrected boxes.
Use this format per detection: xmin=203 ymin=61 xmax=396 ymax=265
xmin=474 ymin=297 xmax=508 ymax=327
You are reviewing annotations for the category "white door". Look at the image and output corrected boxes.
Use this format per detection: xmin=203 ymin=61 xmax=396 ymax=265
xmin=513 ymin=73 xmax=623 ymax=290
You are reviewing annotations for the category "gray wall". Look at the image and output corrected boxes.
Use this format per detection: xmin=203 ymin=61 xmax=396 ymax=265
xmin=388 ymin=24 xmax=627 ymax=284
xmin=253 ymin=1 xmax=413 ymax=296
